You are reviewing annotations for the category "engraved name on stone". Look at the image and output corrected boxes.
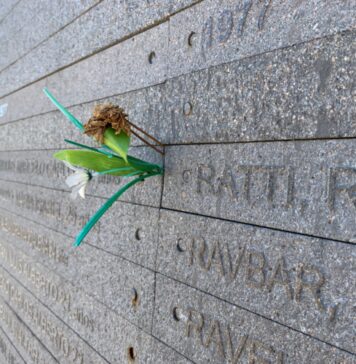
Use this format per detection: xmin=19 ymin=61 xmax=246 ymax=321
xmin=0 ymin=267 xmax=108 ymax=364
xmin=154 ymin=276 xmax=356 ymax=363
xmin=168 ymin=0 xmax=356 ymax=77
xmin=157 ymin=210 xmax=355 ymax=352
xmin=163 ymin=141 xmax=356 ymax=242
xmin=0 ymin=182 xmax=101 ymax=235
xmin=0 ymin=214 xmax=68 ymax=266
xmin=0 ymin=228 xmax=155 ymax=333
xmin=0 ymin=299 xmax=56 ymax=364
xmin=0 ymin=325 xmax=25 ymax=364
xmin=0 ymin=235 xmax=190 ymax=364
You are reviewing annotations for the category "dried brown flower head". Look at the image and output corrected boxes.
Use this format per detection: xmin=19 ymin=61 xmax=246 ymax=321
xmin=84 ymin=103 xmax=131 ymax=143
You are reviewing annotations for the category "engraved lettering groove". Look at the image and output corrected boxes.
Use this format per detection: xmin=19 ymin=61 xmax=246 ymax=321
xmin=201 ymin=1 xmax=272 ymax=55
xmin=0 ymin=270 xmax=85 ymax=363
xmin=180 ymin=237 xmax=338 ymax=320
xmin=196 ymin=164 xmax=296 ymax=208
xmin=183 ymin=307 xmax=284 ymax=363
xmin=0 ymin=214 xmax=68 ymax=265
xmin=0 ymin=240 xmax=96 ymax=333
xmin=0 ymin=187 xmax=99 ymax=232
xmin=192 ymin=164 xmax=356 ymax=212
xmin=0 ymin=301 xmax=51 ymax=364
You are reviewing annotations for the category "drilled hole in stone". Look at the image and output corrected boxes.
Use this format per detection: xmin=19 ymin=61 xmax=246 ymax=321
xmin=176 ymin=239 xmax=185 ymax=252
xmin=188 ymin=31 xmax=196 ymax=46
xmin=148 ymin=51 xmax=156 ymax=64
xmin=131 ymin=288 xmax=139 ymax=308
xmin=127 ymin=347 xmax=136 ymax=362
xmin=135 ymin=228 xmax=142 ymax=241
xmin=173 ymin=307 xmax=180 ymax=321
xmin=183 ymin=101 xmax=193 ymax=116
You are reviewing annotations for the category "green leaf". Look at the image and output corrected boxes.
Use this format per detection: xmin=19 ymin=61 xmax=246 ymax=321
xmin=54 ymin=150 xmax=138 ymax=176
xmin=103 ymin=128 xmax=130 ymax=163
xmin=43 ymin=88 xmax=84 ymax=131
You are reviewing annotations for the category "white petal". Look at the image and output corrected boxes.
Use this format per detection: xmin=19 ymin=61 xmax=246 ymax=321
xmin=78 ymin=184 xmax=87 ymax=199
xmin=70 ymin=181 xmax=86 ymax=199
xmin=66 ymin=171 xmax=89 ymax=187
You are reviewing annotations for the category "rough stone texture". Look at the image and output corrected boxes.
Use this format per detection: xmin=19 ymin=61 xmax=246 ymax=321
xmin=0 ymin=228 xmax=156 ymax=333
xmin=163 ymin=140 xmax=356 ymax=243
xmin=0 ymin=198 xmax=160 ymax=271
xmin=0 ymin=325 xmax=26 ymax=364
xmin=158 ymin=30 xmax=356 ymax=143
xmin=0 ymin=297 xmax=57 ymax=364
xmin=168 ymin=0 xmax=356 ymax=77
xmin=0 ymin=203 xmax=158 ymax=330
xmin=0 ymin=22 xmax=168 ymax=124
xmin=0 ymin=236 xmax=190 ymax=364
xmin=0 ymin=0 xmax=100 ymax=71
xmin=1 ymin=2 xmax=355 ymax=363
xmin=0 ymin=0 xmax=18 ymax=23
xmin=157 ymin=210 xmax=356 ymax=353
xmin=1 ymin=30 xmax=355 ymax=146
xmin=153 ymin=275 xmax=355 ymax=363
xmin=0 ymin=0 xmax=200 ymax=98
xmin=0 ymin=266 xmax=114 ymax=364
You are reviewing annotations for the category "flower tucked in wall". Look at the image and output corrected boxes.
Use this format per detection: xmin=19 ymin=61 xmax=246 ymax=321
xmin=44 ymin=88 xmax=164 ymax=247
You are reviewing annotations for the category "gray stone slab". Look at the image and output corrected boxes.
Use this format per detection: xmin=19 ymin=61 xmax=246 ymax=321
xmin=0 ymin=191 xmax=159 ymax=270
xmin=0 ymin=325 xmax=26 ymax=364
xmin=0 ymin=0 xmax=201 ymax=99
xmin=0 ymin=208 xmax=157 ymax=332
xmin=159 ymin=30 xmax=356 ymax=143
xmin=0 ymin=22 xmax=168 ymax=124
xmin=0 ymin=236 xmax=190 ymax=364
xmin=0 ymin=297 xmax=57 ymax=364
xmin=168 ymin=0 xmax=356 ymax=77
xmin=0 ymin=147 xmax=163 ymax=207
xmin=1 ymin=29 xmax=355 ymax=146
xmin=153 ymin=275 xmax=356 ymax=363
xmin=162 ymin=140 xmax=356 ymax=243
xmin=0 ymin=267 xmax=110 ymax=364
xmin=157 ymin=210 xmax=356 ymax=353
xmin=0 ymin=0 xmax=19 ymax=23
xmin=0 ymin=0 xmax=100 ymax=71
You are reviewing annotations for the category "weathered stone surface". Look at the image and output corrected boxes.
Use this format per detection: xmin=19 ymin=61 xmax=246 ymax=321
xmin=0 ymin=0 xmax=18 ymax=23
xmin=153 ymin=275 xmax=356 ymax=363
xmin=0 ymin=266 xmax=111 ymax=364
xmin=0 ymin=22 xmax=168 ymax=124
xmin=0 ymin=212 xmax=157 ymax=331
xmin=1 ymin=30 xmax=355 ymax=146
xmin=0 ymin=147 xmax=163 ymax=206
xmin=0 ymin=0 xmax=200 ymax=98
xmin=163 ymin=140 xmax=356 ymax=243
xmin=0 ymin=236 xmax=190 ymax=363
xmin=168 ymin=0 xmax=356 ymax=77
xmin=159 ymin=30 xmax=356 ymax=143
xmin=0 ymin=0 xmax=100 ymax=72
xmin=0 ymin=324 xmax=26 ymax=364
xmin=157 ymin=210 xmax=356 ymax=353
xmin=0 ymin=297 xmax=57 ymax=364
xmin=0 ymin=194 xmax=159 ymax=270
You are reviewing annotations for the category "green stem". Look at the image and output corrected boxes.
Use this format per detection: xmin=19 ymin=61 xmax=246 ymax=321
xmin=74 ymin=174 xmax=147 ymax=247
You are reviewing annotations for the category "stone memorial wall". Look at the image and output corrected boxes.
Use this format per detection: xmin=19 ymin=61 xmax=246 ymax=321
xmin=0 ymin=1 xmax=355 ymax=363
